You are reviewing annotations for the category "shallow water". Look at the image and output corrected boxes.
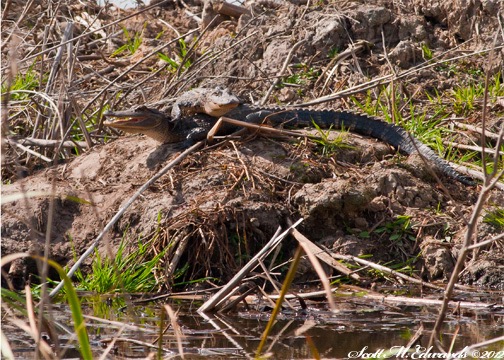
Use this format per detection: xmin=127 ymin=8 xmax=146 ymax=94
xmin=5 ymin=289 xmax=504 ymax=359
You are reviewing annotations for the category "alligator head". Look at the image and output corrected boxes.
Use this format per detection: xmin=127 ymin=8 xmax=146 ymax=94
xmin=104 ymin=106 xmax=175 ymax=143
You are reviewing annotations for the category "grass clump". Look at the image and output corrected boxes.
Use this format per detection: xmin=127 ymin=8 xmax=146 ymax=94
xmin=310 ymin=120 xmax=353 ymax=156
xmin=1 ymin=67 xmax=40 ymax=100
xmin=157 ymin=38 xmax=192 ymax=72
xmin=483 ymin=208 xmax=504 ymax=230
xmin=111 ymin=26 xmax=144 ymax=57
xmin=75 ymin=236 xmax=168 ymax=294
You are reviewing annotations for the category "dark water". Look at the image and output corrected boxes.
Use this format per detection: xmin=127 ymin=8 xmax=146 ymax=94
xmin=4 ymin=290 xmax=504 ymax=359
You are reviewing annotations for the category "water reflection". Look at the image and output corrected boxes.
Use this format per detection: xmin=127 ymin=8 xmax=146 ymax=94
xmin=6 ymin=291 xmax=504 ymax=359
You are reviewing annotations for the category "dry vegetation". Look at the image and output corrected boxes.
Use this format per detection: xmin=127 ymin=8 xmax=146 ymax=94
xmin=2 ymin=0 xmax=504 ymax=357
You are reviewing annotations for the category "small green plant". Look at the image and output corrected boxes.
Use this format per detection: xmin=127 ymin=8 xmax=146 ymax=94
xmin=451 ymin=82 xmax=484 ymax=114
xmin=111 ymin=26 xmax=144 ymax=57
xmin=310 ymin=120 xmax=353 ymax=156
xmin=75 ymin=235 xmax=168 ymax=294
xmin=328 ymin=47 xmax=339 ymax=59
xmin=421 ymin=43 xmax=433 ymax=61
xmin=375 ymin=215 xmax=415 ymax=243
xmin=371 ymin=215 xmax=418 ymax=263
xmin=483 ymin=208 xmax=504 ymax=229
xmin=157 ymin=38 xmax=192 ymax=72
xmin=283 ymin=64 xmax=320 ymax=85
xmin=1 ymin=67 xmax=40 ymax=100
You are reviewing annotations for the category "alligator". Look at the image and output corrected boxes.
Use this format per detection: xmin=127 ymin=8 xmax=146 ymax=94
xmin=104 ymin=90 xmax=474 ymax=185
xmin=171 ymin=86 xmax=241 ymax=120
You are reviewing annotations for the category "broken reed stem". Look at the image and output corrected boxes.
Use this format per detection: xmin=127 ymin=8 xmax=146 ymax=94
xmin=49 ymin=141 xmax=205 ymax=298
xmin=293 ymin=230 xmax=337 ymax=312
xmin=198 ymin=219 xmax=303 ymax=313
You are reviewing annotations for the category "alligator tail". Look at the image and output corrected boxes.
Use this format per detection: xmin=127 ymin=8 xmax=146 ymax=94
xmin=261 ymin=108 xmax=475 ymax=186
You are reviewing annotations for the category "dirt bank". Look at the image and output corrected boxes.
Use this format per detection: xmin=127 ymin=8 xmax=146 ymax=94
xmin=2 ymin=0 xmax=503 ymax=290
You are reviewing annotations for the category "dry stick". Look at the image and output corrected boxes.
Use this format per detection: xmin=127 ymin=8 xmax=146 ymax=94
xmin=80 ymin=27 xmax=199 ymax=116
xmin=291 ymin=229 xmax=338 ymax=312
xmin=198 ymin=220 xmax=303 ymax=313
xmin=260 ymin=40 xmax=306 ymax=106
xmin=207 ymin=116 xmax=307 ymax=141
xmin=445 ymin=141 xmax=504 ymax=156
xmin=452 ymin=122 xmax=502 ymax=140
xmin=17 ymin=0 xmax=172 ymax=64
xmin=467 ymin=232 xmax=504 ymax=250
xmin=7 ymin=140 xmax=52 ymax=162
xmin=48 ymin=141 xmax=204 ymax=298
xmin=262 ymin=287 xmax=492 ymax=309
xmin=297 ymin=44 xmax=504 ymax=107
xmin=329 ymin=252 xmax=471 ymax=291
xmin=166 ymin=232 xmax=191 ymax=278
xmin=356 ymin=292 xmax=494 ymax=309
xmin=427 ymin=43 xmax=502 ymax=349
xmin=318 ymin=40 xmax=371 ymax=94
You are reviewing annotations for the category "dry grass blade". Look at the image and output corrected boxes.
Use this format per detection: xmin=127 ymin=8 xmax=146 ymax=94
xmin=292 ymin=230 xmax=338 ymax=312
xmin=164 ymin=304 xmax=185 ymax=359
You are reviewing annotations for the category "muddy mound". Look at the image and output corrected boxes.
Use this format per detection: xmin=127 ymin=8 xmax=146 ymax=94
xmin=2 ymin=0 xmax=503 ymax=290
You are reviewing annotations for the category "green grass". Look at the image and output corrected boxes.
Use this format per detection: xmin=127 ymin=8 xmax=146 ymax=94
xmin=350 ymin=83 xmax=487 ymax=167
xmin=310 ymin=120 xmax=353 ymax=156
xmin=111 ymin=26 xmax=144 ymax=57
xmin=421 ymin=42 xmax=433 ymax=61
xmin=374 ymin=215 xmax=415 ymax=241
xmin=283 ymin=64 xmax=320 ymax=86
xmin=74 ymin=236 xmax=168 ymax=294
xmin=157 ymin=38 xmax=192 ymax=72
xmin=1 ymin=66 xmax=40 ymax=100
xmin=483 ymin=208 xmax=504 ymax=229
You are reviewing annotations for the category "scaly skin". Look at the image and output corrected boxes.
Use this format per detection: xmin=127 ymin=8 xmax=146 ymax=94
xmin=171 ymin=86 xmax=240 ymax=120
xmin=104 ymin=99 xmax=475 ymax=185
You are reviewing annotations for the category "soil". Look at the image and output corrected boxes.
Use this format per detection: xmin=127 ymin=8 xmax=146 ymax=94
xmin=1 ymin=0 xmax=503 ymax=290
